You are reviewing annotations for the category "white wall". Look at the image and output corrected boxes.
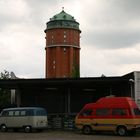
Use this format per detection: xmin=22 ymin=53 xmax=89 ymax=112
xmin=134 ymin=71 xmax=140 ymax=107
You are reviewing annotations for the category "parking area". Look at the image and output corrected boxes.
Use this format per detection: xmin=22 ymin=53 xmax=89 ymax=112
xmin=0 ymin=130 xmax=140 ymax=140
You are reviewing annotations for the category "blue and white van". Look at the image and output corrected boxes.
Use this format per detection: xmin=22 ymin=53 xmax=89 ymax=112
xmin=0 ymin=107 xmax=48 ymax=132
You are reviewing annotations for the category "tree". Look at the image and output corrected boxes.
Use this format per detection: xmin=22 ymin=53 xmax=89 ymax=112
xmin=0 ymin=70 xmax=11 ymax=108
xmin=0 ymin=70 xmax=11 ymax=79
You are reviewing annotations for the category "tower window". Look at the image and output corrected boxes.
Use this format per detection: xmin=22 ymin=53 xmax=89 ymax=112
xmin=63 ymin=48 xmax=66 ymax=52
xmin=53 ymin=60 xmax=55 ymax=64
xmin=64 ymin=34 xmax=66 ymax=38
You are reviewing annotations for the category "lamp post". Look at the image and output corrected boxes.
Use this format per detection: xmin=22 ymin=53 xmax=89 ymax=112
xmin=129 ymin=79 xmax=134 ymax=99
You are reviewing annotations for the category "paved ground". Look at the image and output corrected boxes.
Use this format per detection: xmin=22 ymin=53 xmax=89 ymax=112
xmin=0 ymin=130 xmax=140 ymax=140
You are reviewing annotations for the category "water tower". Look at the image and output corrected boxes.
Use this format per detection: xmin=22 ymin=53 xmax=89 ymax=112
xmin=44 ymin=9 xmax=81 ymax=78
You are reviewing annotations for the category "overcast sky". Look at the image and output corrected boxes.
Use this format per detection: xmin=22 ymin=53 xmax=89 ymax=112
xmin=0 ymin=0 xmax=140 ymax=78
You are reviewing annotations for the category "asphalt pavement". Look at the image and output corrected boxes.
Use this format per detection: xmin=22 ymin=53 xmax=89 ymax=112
xmin=0 ymin=130 xmax=140 ymax=140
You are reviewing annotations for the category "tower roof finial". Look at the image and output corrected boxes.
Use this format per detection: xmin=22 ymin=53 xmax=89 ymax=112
xmin=62 ymin=7 xmax=64 ymax=11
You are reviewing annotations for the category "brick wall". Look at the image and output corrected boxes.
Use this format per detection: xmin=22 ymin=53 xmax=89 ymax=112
xmin=45 ymin=28 xmax=80 ymax=78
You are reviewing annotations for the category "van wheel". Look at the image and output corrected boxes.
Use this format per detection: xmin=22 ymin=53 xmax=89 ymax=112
xmin=82 ymin=126 xmax=92 ymax=134
xmin=0 ymin=125 xmax=7 ymax=132
xmin=116 ymin=126 xmax=127 ymax=136
xmin=24 ymin=126 xmax=31 ymax=133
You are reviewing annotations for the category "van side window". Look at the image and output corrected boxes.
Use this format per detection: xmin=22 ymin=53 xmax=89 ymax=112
xmin=21 ymin=110 xmax=26 ymax=116
xmin=26 ymin=110 xmax=34 ymax=116
xmin=14 ymin=111 xmax=20 ymax=116
xmin=36 ymin=109 xmax=47 ymax=116
xmin=8 ymin=111 xmax=14 ymax=116
xmin=96 ymin=109 xmax=110 ymax=116
xmin=80 ymin=109 xmax=93 ymax=116
xmin=133 ymin=108 xmax=140 ymax=115
xmin=112 ymin=108 xmax=127 ymax=116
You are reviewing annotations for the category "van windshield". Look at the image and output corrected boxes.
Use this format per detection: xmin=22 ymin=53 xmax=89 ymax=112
xmin=133 ymin=108 xmax=140 ymax=116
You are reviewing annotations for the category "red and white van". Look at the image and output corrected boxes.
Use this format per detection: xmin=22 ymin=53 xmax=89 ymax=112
xmin=75 ymin=97 xmax=140 ymax=136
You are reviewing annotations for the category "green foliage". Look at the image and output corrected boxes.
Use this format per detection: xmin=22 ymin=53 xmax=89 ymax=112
xmin=71 ymin=54 xmax=80 ymax=78
xmin=0 ymin=70 xmax=11 ymax=79
xmin=71 ymin=63 xmax=80 ymax=78
xmin=0 ymin=70 xmax=11 ymax=108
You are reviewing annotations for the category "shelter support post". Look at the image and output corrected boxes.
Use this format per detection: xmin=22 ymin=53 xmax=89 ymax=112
xmin=16 ymin=90 xmax=21 ymax=107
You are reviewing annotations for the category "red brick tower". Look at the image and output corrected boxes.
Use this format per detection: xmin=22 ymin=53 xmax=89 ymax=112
xmin=44 ymin=10 xmax=81 ymax=78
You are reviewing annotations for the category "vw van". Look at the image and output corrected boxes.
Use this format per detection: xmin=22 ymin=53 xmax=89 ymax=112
xmin=0 ymin=107 xmax=48 ymax=132
xmin=75 ymin=97 xmax=140 ymax=136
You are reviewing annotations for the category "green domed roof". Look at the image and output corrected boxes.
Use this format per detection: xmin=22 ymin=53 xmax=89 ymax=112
xmin=50 ymin=10 xmax=76 ymax=21
xmin=45 ymin=10 xmax=80 ymax=31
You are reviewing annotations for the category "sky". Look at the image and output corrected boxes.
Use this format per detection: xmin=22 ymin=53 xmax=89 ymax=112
xmin=0 ymin=0 xmax=140 ymax=78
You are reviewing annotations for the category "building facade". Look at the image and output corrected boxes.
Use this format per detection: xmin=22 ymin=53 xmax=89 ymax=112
xmin=0 ymin=72 xmax=139 ymax=129
xmin=44 ymin=10 xmax=81 ymax=78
